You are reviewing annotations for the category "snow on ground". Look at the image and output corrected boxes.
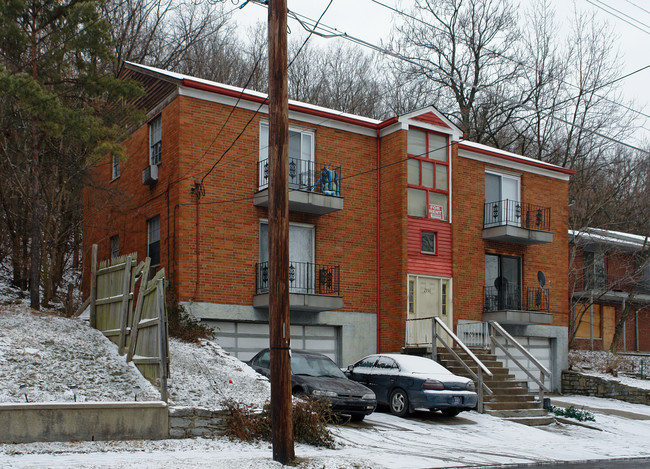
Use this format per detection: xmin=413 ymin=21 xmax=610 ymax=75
xmin=2 ymin=276 xmax=650 ymax=468
xmin=2 ymin=401 xmax=650 ymax=468
xmin=0 ymin=303 xmax=270 ymax=409
xmin=0 ymin=305 xmax=159 ymax=403
xmin=167 ymin=338 xmax=269 ymax=409
xmin=569 ymin=349 xmax=650 ymax=390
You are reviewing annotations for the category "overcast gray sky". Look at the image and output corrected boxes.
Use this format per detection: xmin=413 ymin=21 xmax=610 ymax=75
xmin=230 ymin=0 xmax=650 ymax=146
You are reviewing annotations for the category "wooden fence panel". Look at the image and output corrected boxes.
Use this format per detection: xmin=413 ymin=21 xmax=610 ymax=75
xmin=94 ymin=254 xmax=137 ymax=347
xmin=87 ymin=246 xmax=169 ymax=401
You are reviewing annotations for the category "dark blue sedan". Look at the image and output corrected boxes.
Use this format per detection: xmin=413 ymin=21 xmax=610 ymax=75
xmin=345 ymin=353 xmax=477 ymax=417
xmin=247 ymin=349 xmax=377 ymax=421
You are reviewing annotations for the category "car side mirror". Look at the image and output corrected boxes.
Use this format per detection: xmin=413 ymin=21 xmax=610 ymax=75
xmin=347 ymin=364 xmax=354 ymax=372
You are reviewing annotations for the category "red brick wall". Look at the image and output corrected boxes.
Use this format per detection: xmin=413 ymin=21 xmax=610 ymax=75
xmin=83 ymin=98 xmax=181 ymax=295
xmin=378 ymin=130 xmax=408 ymax=352
xmin=452 ymin=146 xmax=570 ymax=329
xmin=83 ymin=94 xmax=378 ymax=315
xmin=570 ymin=243 xmax=650 ymax=351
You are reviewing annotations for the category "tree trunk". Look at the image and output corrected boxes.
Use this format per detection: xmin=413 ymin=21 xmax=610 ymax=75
xmin=30 ymin=122 xmax=41 ymax=310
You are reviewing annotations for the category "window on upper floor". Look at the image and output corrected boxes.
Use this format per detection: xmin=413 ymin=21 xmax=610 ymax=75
xmin=147 ymin=215 xmax=161 ymax=266
xmin=259 ymin=122 xmax=315 ymax=189
xmin=110 ymin=234 xmax=119 ymax=259
xmin=259 ymin=122 xmax=314 ymax=162
xmin=149 ymin=115 xmax=162 ymax=166
xmin=407 ymin=129 xmax=449 ymax=220
xmin=584 ymin=250 xmax=606 ymax=290
xmin=421 ymin=231 xmax=437 ymax=254
xmin=485 ymin=171 xmax=521 ymax=227
xmin=111 ymin=154 xmax=120 ymax=180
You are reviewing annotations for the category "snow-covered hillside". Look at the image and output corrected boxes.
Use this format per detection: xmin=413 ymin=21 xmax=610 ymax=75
xmin=0 ymin=303 xmax=269 ymax=408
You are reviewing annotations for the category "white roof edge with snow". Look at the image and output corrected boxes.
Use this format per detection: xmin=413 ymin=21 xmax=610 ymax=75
xmin=124 ymin=61 xmax=382 ymax=126
xmin=569 ymin=228 xmax=649 ymax=249
xmin=459 ymin=140 xmax=571 ymax=173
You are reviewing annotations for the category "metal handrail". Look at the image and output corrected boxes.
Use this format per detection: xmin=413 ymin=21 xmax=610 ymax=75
xmin=489 ymin=321 xmax=551 ymax=403
xmin=432 ymin=317 xmax=493 ymax=413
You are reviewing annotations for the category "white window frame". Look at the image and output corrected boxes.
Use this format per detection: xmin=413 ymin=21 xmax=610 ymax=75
xmin=259 ymin=122 xmax=315 ymax=189
xmin=111 ymin=154 xmax=120 ymax=180
xmin=149 ymin=115 xmax=162 ymax=166
xmin=147 ymin=215 xmax=161 ymax=266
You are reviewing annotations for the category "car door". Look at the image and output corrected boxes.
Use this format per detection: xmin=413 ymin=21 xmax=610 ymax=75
xmin=369 ymin=356 xmax=400 ymax=404
xmin=347 ymin=356 xmax=377 ymax=388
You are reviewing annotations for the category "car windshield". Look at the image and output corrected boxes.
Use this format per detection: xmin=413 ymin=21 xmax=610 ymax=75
xmin=291 ymin=354 xmax=346 ymax=378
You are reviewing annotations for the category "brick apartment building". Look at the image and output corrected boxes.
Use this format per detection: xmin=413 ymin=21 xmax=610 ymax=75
xmin=570 ymin=228 xmax=650 ymax=352
xmin=83 ymin=62 xmax=574 ymax=390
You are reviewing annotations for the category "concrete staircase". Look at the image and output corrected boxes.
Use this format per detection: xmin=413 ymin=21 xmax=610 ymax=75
xmin=436 ymin=347 xmax=554 ymax=426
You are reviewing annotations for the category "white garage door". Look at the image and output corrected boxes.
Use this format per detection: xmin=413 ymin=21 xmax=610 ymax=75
xmin=493 ymin=336 xmax=552 ymax=392
xmin=207 ymin=321 xmax=339 ymax=364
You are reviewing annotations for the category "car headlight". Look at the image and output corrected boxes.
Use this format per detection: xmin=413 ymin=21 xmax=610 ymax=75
xmin=362 ymin=393 xmax=376 ymax=400
xmin=312 ymin=390 xmax=337 ymax=398
xmin=466 ymin=381 xmax=476 ymax=392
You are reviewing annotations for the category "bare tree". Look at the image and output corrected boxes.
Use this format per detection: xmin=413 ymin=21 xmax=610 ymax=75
xmin=102 ymin=0 xmax=234 ymax=75
xmin=390 ymin=0 xmax=522 ymax=141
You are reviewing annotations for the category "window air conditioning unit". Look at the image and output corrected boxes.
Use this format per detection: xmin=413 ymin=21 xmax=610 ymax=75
xmin=142 ymin=164 xmax=158 ymax=186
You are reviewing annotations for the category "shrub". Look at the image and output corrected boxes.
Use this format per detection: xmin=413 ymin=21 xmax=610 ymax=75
xmin=166 ymin=296 xmax=213 ymax=343
xmin=548 ymin=405 xmax=596 ymax=422
xmin=225 ymin=397 xmax=336 ymax=448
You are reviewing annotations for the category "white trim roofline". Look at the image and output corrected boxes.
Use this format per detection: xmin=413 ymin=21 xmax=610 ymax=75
xmin=569 ymin=228 xmax=649 ymax=250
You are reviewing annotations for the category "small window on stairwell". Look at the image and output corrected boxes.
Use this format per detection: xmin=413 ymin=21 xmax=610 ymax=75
xmin=149 ymin=115 xmax=162 ymax=166
xmin=147 ymin=215 xmax=160 ymax=266
xmin=111 ymin=154 xmax=120 ymax=180
xmin=110 ymin=235 xmax=119 ymax=259
xmin=421 ymin=231 xmax=437 ymax=254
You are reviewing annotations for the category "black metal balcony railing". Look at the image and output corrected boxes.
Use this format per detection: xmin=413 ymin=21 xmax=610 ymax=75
xmin=257 ymin=158 xmax=341 ymax=197
xmin=483 ymin=285 xmax=549 ymax=313
xmin=255 ymin=261 xmax=340 ymax=295
xmin=484 ymin=199 xmax=551 ymax=232
xmin=576 ymin=273 xmax=650 ymax=295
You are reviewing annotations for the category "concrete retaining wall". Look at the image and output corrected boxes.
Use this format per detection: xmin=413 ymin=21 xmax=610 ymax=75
xmin=0 ymin=401 xmax=168 ymax=443
xmin=562 ymin=370 xmax=650 ymax=405
xmin=168 ymin=406 xmax=229 ymax=438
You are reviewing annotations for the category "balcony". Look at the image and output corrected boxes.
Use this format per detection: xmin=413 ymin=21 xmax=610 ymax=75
xmin=253 ymin=261 xmax=343 ymax=312
xmin=482 ymin=200 xmax=553 ymax=245
xmin=573 ymin=273 xmax=650 ymax=302
xmin=482 ymin=284 xmax=552 ymax=324
xmin=254 ymin=158 xmax=343 ymax=215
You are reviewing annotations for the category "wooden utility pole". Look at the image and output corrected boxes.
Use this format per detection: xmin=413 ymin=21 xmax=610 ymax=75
xmin=268 ymin=0 xmax=294 ymax=464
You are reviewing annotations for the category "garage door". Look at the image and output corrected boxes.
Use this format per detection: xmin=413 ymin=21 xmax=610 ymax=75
xmin=493 ymin=336 xmax=552 ymax=392
xmin=206 ymin=321 xmax=339 ymax=364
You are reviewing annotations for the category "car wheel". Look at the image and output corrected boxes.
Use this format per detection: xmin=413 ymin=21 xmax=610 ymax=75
xmin=349 ymin=414 xmax=365 ymax=422
xmin=441 ymin=408 xmax=461 ymax=417
xmin=389 ymin=388 xmax=410 ymax=417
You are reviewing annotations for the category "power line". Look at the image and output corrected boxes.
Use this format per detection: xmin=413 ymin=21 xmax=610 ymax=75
xmin=587 ymin=0 xmax=650 ymax=35
xmin=249 ymin=1 xmax=649 ymax=155
xmin=624 ymin=0 xmax=650 ymax=16
xmin=197 ymin=0 xmax=334 ymax=190
xmin=367 ymin=0 xmax=650 ymax=123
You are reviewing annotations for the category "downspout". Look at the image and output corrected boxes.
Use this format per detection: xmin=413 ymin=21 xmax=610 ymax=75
xmin=376 ymin=127 xmax=381 ymax=353
xmin=634 ymin=309 xmax=639 ymax=352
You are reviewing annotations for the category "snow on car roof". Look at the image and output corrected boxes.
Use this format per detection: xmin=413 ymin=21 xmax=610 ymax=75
xmin=382 ymin=354 xmax=453 ymax=375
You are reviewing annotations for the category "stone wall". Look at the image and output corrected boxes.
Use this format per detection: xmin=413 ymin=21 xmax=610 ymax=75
xmin=562 ymin=370 xmax=650 ymax=405
xmin=169 ymin=406 xmax=229 ymax=438
xmin=0 ymin=402 xmax=168 ymax=443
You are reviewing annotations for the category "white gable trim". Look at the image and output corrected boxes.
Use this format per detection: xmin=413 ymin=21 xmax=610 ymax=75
xmin=178 ymin=86 xmax=378 ymax=137
xmin=459 ymin=148 xmax=571 ymax=181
